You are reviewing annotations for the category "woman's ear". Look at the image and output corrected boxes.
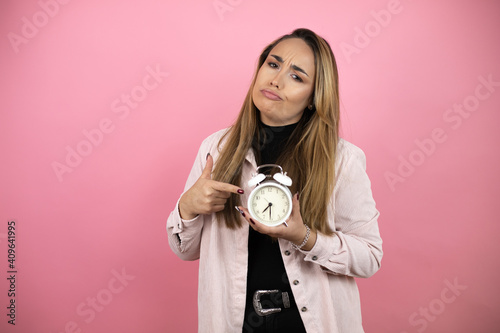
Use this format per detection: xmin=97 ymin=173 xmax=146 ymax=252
xmin=308 ymin=94 xmax=315 ymax=110
xmin=307 ymin=97 xmax=315 ymax=111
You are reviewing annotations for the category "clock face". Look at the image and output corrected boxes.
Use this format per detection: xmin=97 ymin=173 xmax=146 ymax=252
xmin=248 ymin=183 xmax=292 ymax=226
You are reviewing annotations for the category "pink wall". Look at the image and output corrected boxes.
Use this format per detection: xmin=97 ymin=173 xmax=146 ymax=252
xmin=1 ymin=0 xmax=499 ymax=332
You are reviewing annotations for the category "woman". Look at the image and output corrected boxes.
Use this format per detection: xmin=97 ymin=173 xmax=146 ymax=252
xmin=167 ymin=28 xmax=383 ymax=332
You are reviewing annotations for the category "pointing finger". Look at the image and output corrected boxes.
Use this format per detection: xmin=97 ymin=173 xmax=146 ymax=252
xmin=211 ymin=180 xmax=244 ymax=195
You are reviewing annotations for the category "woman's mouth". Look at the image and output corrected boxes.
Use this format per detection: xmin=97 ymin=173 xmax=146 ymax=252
xmin=261 ymin=89 xmax=282 ymax=101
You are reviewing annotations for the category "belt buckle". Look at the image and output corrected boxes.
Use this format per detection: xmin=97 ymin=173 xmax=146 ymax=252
xmin=252 ymin=290 xmax=291 ymax=316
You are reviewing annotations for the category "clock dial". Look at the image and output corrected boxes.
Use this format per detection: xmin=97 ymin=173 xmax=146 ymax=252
xmin=249 ymin=184 xmax=291 ymax=225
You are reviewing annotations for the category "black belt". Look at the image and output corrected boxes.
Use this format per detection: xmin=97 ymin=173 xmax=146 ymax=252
xmin=252 ymin=289 xmax=291 ymax=316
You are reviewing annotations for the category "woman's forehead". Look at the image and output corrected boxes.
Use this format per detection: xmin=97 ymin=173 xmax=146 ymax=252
xmin=269 ymin=38 xmax=315 ymax=74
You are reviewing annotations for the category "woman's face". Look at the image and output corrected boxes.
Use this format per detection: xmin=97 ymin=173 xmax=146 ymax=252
xmin=252 ymin=38 xmax=316 ymax=126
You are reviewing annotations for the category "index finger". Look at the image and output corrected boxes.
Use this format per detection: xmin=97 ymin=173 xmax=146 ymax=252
xmin=210 ymin=180 xmax=244 ymax=195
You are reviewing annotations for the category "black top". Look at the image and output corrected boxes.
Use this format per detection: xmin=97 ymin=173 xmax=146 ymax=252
xmin=245 ymin=121 xmax=298 ymax=302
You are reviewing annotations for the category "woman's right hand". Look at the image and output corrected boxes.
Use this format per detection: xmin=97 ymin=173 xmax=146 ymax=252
xmin=179 ymin=154 xmax=244 ymax=220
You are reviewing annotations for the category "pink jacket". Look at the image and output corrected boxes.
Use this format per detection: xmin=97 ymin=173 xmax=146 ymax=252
xmin=167 ymin=128 xmax=383 ymax=332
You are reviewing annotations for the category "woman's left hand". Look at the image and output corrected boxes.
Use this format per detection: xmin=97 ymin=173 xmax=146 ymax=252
xmin=236 ymin=193 xmax=317 ymax=250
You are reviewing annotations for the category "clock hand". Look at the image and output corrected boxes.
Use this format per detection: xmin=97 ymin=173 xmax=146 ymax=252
xmin=262 ymin=203 xmax=271 ymax=213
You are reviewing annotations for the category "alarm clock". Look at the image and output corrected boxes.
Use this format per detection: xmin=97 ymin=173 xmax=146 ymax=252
xmin=247 ymin=164 xmax=293 ymax=227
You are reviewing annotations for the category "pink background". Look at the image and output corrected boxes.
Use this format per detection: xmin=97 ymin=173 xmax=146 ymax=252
xmin=1 ymin=0 xmax=499 ymax=332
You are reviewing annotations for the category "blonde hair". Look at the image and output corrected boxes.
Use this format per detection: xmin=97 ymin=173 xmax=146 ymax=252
xmin=212 ymin=28 xmax=340 ymax=235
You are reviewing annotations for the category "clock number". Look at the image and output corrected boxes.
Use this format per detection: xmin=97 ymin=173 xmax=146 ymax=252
xmin=256 ymin=195 xmax=260 ymax=200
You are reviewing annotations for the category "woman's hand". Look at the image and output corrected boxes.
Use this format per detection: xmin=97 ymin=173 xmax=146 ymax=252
xmin=179 ymin=154 xmax=243 ymax=220
xmin=237 ymin=193 xmax=317 ymax=251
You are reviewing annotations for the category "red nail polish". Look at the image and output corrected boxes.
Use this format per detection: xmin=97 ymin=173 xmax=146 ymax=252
xmin=250 ymin=219 xmax=255 ymax=225
xmin=237 ymin=189 xmax=244 ymax=194
xmin=235 ymin=206 xmax=245 ymax=217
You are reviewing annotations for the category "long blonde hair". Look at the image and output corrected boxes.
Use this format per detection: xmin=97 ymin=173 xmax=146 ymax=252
xmin=212 ymin=28 xmax=340 ymax=235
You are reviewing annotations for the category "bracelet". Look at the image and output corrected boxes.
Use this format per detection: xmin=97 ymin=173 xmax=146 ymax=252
xmin=293 ymin=224 xmax=311 ymax=250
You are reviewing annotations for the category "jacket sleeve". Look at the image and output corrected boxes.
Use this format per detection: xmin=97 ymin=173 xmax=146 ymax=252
xmin=166 ymin=137 xmax=212 ymax=261
xmin=298 ymin=142 xmax=383 ymax=278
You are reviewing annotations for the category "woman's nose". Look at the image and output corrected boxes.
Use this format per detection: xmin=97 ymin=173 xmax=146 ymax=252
xmin=270 ymin=71 xmax=284 ymax=89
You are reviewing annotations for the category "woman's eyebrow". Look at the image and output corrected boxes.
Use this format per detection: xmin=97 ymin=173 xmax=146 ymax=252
xmin=270 ymin=54 xmax=309 ymax=77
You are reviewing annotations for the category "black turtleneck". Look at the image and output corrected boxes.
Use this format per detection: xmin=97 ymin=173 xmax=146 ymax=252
xmin=256 ymin=121 xmax=298 ymax=166
xmin=244 ymin=121 xmax=298 ymax=312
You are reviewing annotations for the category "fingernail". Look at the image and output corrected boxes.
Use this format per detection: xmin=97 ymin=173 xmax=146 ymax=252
xmin=206 ymin=153 xmax=210 ymax=160
xmin=250 ymin=218 xmax=255 ymax=225
xmin=237 ymin=189 xmax=244 ymax=194
xmin=235 ymin=206 xmax=245 ymax=217
xmin=296 ymin=192 xmax=300 ymax=200
xmin=283 ymin=221 xmax=288 ymax=227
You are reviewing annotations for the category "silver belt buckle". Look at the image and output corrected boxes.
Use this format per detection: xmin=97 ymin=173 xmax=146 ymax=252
xmin=252 ymin=290 xmax=291 ymax=316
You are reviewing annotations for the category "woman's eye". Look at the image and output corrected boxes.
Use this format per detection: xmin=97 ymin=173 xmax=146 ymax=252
xmin=291 ymin=74 xmax=303 ymax=82
xmin=268 ymin=62 xmax=278 ymax=69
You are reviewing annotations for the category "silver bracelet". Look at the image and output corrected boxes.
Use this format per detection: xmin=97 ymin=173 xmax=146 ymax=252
xmin=293 ymin=224 xmax=311 ymax=250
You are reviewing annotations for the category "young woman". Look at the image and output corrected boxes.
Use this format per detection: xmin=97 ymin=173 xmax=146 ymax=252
xmin=167 ymin=28 xmax=383 ymax=333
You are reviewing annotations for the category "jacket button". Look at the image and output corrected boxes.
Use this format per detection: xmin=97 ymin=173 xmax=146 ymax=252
xmin=301 ymin=307 xmax=307 ymax=312
xmin=312 ymin=256 xmax=318 ymax=261
xmin=284 ymin=250 xmax=291 ymax=256
xmin=293 ymin=280 xmax=299 ymax=285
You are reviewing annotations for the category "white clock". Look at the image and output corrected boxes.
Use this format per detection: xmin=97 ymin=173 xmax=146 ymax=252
xmin=247 ymin=164 xmax=293 ymax=227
